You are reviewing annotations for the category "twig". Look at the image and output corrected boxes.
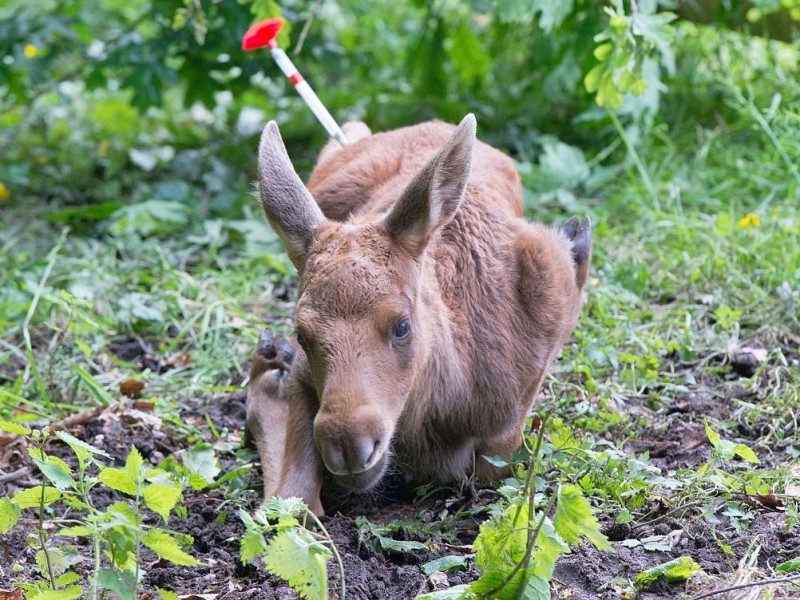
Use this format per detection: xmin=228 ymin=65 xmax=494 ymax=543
xmin=293 ymin=0 xmax=324 ymax=56
xmin=690 ymin=573 xmax=800 ymax=599
xmin=0 ymin=468 xmax=29 ymax=484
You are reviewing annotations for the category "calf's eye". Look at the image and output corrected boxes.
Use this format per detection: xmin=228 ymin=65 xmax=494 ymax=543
xmin=393 ymin=318 xmax=411 ymax=340
xmin=295 ymin=331 xmax=310 ymax=353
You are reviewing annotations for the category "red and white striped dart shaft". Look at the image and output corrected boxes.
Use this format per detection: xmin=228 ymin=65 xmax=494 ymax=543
xmin=242 ymin=18 xmax=348 ymax=146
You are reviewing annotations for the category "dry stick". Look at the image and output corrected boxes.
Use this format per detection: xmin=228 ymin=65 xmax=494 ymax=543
xmin=0 ymin=468 xmax=29 ymax=484
xmin=689 ymin=573 xmax=800 ymax=600
xmin=292 ymin=0 xmax=324 ymax=56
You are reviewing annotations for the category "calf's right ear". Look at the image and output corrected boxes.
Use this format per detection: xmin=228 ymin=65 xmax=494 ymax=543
xmin=258 ymin=121 xmax=327 ymax=269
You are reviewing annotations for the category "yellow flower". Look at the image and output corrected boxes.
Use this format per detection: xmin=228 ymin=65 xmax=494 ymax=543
xmin=738 ymin=213 xmax=761 ymax=228
xmin=23 ymin=44 xmax=38 ymax=58
xmin=0 ymin=183 xmax=10 ymax=202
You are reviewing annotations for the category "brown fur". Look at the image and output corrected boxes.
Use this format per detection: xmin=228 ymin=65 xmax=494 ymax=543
xmin=247 ymin=116 xmax=591 ymax=515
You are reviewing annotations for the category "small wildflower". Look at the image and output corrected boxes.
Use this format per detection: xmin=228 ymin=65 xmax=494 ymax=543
xmin=0 ymin=183 xmax=10 ymax=202
xmin=23 ymin=44 xmax=39 ymax=58
xmin=738 ymin=213 xmax=761 ymax=228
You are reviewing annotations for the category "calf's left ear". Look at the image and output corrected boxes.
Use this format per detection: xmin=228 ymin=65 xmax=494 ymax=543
xmin=384 ymin=114 xmax=476 ymax=258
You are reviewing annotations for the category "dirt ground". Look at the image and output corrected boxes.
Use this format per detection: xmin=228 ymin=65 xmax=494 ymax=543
xmin=1 ymin=336 xmax=798 ymax=599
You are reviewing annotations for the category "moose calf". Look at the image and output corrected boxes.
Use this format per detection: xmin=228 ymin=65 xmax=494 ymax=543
xmin=247 ymin=115 xmax=591 ymax=515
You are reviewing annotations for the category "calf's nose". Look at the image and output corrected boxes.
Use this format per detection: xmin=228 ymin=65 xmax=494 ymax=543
xmin=314 ymin=404 xmax=384 ymax=475
xmin=319 ymin=435 xmax=380 ymax=475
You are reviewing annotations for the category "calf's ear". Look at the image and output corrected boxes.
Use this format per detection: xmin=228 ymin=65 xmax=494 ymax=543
xmin=385 ymin=114 xmax=476 ymax=258
xmin=258 ymin=121 xmax=327 ymax=269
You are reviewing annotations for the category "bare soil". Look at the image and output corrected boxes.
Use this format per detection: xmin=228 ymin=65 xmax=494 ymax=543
xmin=1 ymin=336 xmax=798 ymax=599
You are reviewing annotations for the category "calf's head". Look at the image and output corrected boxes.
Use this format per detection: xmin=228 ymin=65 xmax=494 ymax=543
xmin=257 ymin=116 xmax=476 ymax=490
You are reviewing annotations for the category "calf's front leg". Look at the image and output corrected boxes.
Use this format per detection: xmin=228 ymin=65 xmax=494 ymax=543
xmin=246 ymin=330 xmax=324 ymax=515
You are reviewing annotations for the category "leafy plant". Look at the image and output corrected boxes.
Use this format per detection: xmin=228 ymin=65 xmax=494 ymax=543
xmin=240 ymin=497 xmax=345 ymax=600
xmin=0 ymin=421 xmax=210 ymax=599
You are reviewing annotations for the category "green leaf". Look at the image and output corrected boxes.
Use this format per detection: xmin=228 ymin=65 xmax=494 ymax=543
xmin=355 ymin=517 xmax=429 ymax=554
xmin=0 ymin=497 xmax=21 ymax=533
xmin=416 ymin=584 xmax=471 ymax=599
xmin=263 ymin=529 xmax=332 ymax=600
xmin=240 ymin=528 xmax=268 ymax=565
xmin=30 ymin=452 xmax=75 ymax=491
xmin=142 ymin=529 xmax=200 ymax=566
xmin=14 ymin=485 xmax=61 ymax=508
xmin=144 ymin=483 xmax=183 ymax=522
xmin=777 ymin=557 xmax=800 ymax=572
xmin=183 ymin=444 xmax=220 ymax=485
xmin=36 ymin=545 xmax=81 ymax=577
xmin=109 ymin=200 xmax=191 ymax=237
xmin=158 ymin=590 xmax=181 ymax=600
xmin=58 ymin=525 xmax=94 ymax=537
xmin=29 ymin=585 xmax=83 ymax=600
xmin=99 ymin=467 xmax=137 ymax=495
xmin=732 ymin=443 xmax=760 ymax=464
xmin=634 ymin=556 xmax=701 ymax=588
xmin=704 ymin=421 xmax=721 ymax=448
xmin=55 ymin=572 xmax=81 ymax=586
xmin=554 ymin=484 xmax=612 ymax=552
xmin=473 ymin=502 xmax=529 ymax=572
xmin=421 ymin=555 xmax=469 ymax=576
xmin=0 ymin=418 xmax=31 ymax=435
xmin=97 ymin=568 xmax=137 ymax=600
xmin=56 ymin=430 xmax=112 ymax=461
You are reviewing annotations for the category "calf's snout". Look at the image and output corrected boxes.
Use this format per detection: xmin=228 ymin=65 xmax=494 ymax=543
xmin=314 ymin=404 xmax=386 ymax=476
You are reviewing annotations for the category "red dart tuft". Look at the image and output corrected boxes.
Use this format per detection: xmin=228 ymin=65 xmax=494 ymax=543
xmin=242 ymin=18 xmax=284 ymax=51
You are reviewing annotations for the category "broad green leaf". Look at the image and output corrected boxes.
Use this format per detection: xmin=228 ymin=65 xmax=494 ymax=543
xmin=240 ymin=528 xmax=268 ymax=565
xmin=144 ymin=483 xmax=182 ymax=522
xmin=416 ymin=584 xmax=471 ymax=599
xmin=142 ymin=529 xmax=200 ymax=566
xmin=59 ymin=525 xmax=94 ymax=537
xmin=36 ymin=545 xmax=80 ymax=577
xmin=732 ymin=443 xmax=759 ymax=464
xmin=55 ymin=571 xmax=81 ymax=586
xmin=0 ymin=497 xmax=21 ymax=533
xmin=471 ymin=568 xmax=549 ymax=600
xmin=554 ymin=484 xmax=612 ymax=552
xmin=29 ymin=585 xmax=83 ymax=600
xmin=530 ymin=518 xmax=570 ymax=579
xmin=0 ymin=418 xmax=31 ymax=435
xmin=183 ymin=444 xmax=220 ymax=485
xmin=634 ymin=556 xmax=701 ymax=588
xmin=446 ymin=25 xmax=489 ymax=86
xmin=704 ymin=422 xmax=721 ymax=448
xmin=14 ymin=485 xmax=61 ymax=508
xmin=125 ymin=446 xmax=144 ymax=480
xmin=30 ymin=452 xmax=75 ymax=491
xmin=420 ymin=555 xmax=469 ymax=576
xmin=777 ymin=557 xmax=800 ymax=573
xmin=97 ymin=567 xmax=136 ymax=600
xmin=158 ymin=590 xmax=181 ymax=600
xmin=56 ymin=430 xmax=111 ymax=460
xmin=356 ymin=517 xmax=429 ymax=554
xmin=263 ymin=529 xmax=332 ymax=600
xmin=99 ymin=467 xmax=137 ymax=495
xmin=473 ymin=502 xmax=529 ymax=572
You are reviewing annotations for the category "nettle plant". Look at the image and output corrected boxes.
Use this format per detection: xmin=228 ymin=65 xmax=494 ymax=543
xmin=0 ymin=419 xmax=219 ymax=600
xmin=239 ymin=416 xmax=614 ymax=600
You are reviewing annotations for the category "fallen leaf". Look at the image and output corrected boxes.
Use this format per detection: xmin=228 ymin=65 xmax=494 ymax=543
xmin=0 ymin=588 xmax=24 ymax=599
xmin=120 ymin=379 xmax=146 ymax=398
xmin=742 ymin=493 xmax=784 ymax=511
xmin=133 ymin=400 xmax=155 ymax=411
xmin=164 ymin=352 xmax=193 ymax=368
